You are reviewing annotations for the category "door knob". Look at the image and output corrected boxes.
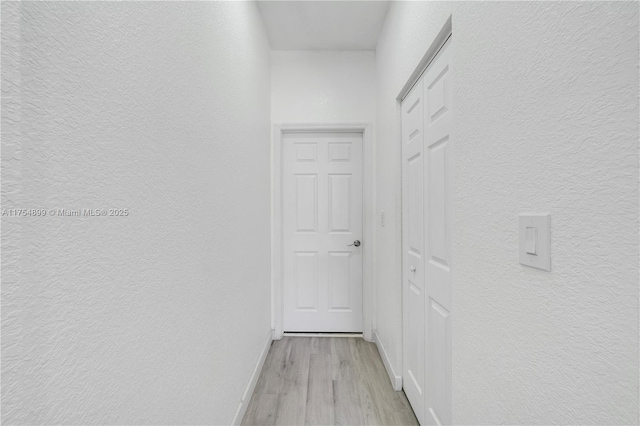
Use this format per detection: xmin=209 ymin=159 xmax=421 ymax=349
xmin=348 ymin=240 xmax=361 ymax=247
xmin=410 ymin=266 xmax=416 ymax=272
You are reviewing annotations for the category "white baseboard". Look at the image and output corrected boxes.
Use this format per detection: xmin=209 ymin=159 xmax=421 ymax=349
xmin=231 ymin=331 xmax=273 ymax=425
xmin=373 ymin=331 xmax=402 ymax=391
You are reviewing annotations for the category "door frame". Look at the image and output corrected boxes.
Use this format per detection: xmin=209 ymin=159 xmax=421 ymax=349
xmin=397 ymin=17 xmax=451 ymax=102
xmin=272 ymin=123 xmax=375 ymax=341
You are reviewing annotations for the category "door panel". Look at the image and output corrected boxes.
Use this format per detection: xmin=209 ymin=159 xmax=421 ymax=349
xmin=283 ymin=132 xmax=363 ymax=332
xmin=328 ymin=174 xmax=351 ymax=232
xmin=427 ymin=137 xmax=449 ymax=266
xmin=328 ymin=251 xmax=355 ymax=310
xmin=294 ymin=251 xmax=318 ymax=310
xmin=427 ymin=297 xmax=450 ymax=426
xmin=295 ymin=174 xmax=318 ymax=233
xmin=402 ymin=78 xmax=426 ymax=425
xmin=424 ymin=38 xmax=453 ymax=426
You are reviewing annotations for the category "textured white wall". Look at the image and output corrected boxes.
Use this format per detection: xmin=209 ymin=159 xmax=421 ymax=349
xmin=271 ymin=50 xmax=376 ymax=124
xmin=375 ymin=2 xmax=639 ymax=424
xmin=1 ymin=2 xmax=271 ymax=424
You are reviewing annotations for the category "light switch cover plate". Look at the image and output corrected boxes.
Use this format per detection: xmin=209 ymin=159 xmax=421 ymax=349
xmin=519 ymin=213 xmax=551 ymax=271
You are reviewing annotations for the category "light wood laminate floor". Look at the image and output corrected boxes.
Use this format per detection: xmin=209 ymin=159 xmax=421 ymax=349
xmin=242 ymin=336 xmax=418 ymax=426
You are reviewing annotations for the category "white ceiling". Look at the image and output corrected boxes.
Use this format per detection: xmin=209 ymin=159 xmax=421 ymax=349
xmin=257 ymin=1 xmax=390 ymax=51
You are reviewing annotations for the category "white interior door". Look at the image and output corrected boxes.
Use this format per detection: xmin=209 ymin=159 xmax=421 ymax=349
xmin=402 ymin=78 xmax=426 ymax=424
xmin=423 ymin=38 xmax=452 ymax=426
xmin=402 ymin=37 xmax=452 ymax=426
xmin=283 ymin=132 xmax=363 ymax=332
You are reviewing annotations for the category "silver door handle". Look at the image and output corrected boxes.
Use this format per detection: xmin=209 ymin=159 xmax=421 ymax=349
xmin=410 ymin=266 xmax=416 ymax=272
xmin=347 ymin=240 xmax=361 ymax=247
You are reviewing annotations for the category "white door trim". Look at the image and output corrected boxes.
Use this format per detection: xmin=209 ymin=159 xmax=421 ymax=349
xmin=273 ymin=123 xmax=375 ymax=342
xmin=397 ymin=16 xmax=452 ymax=102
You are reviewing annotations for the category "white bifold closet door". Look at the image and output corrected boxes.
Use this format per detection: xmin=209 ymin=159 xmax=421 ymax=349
xmin=402 ymin=37 xmax=453 ymax=426
xmin=402 ymin=76 xmax=427 ymax=423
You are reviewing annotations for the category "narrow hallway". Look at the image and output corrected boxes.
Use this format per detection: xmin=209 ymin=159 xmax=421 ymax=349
xmin=242 ymin=337 xmax=418 ymax=426
xmin=1 ymin=2 xmax=638 ymax=425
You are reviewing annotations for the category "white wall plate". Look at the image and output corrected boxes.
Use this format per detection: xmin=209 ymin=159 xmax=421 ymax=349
xmin=519 ymin=213 xmax=551 ymax=271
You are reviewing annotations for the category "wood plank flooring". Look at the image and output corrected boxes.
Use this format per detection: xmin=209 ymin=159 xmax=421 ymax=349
xmin=242 ymin=337 xmax=418 ymax=426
